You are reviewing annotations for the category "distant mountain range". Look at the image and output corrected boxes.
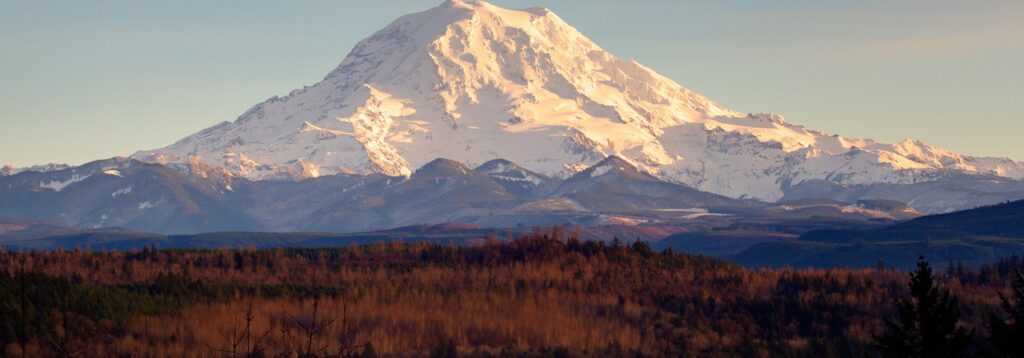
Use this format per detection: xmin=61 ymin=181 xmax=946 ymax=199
xmin=4 ymin=156 xmax=913 ymax=235
xmin=3 ymin=195 xmax=1020 ymax=271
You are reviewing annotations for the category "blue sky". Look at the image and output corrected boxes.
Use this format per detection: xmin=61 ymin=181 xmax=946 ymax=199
xmin=1 ymin=0 xmax=1022 ymax=167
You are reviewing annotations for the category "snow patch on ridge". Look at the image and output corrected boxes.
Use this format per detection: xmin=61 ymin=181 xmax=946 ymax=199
xmin=589 ymin=164 xmax=615 ymax=178
xmin=39 ymin=174 xmax=90 ymax=192
xmin=103 ymin=169 xmax=124 ymax=177
xmin=111 ymin=186 xmax=133 ymax=198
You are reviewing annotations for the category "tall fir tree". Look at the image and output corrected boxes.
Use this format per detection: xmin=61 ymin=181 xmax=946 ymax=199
xmin=988 ymin=269 xmax=1024 ymax=356
xmin=875 ymin=256 xmax=974 ymax=358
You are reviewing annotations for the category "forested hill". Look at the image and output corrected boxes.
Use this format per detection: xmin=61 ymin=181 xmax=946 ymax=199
xmin=801 ymin=200 xmax=1024 ymax=243
xmin=733 ymin=200 xmax=1024 ymax=269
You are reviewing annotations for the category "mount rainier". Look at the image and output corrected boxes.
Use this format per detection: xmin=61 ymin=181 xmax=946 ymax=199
xmin=133 ymin=0 xmax=1023 ymax=204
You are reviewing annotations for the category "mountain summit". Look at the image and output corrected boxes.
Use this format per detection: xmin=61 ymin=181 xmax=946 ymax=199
xmin=135 ymin=0 xmax=1024 ymax=202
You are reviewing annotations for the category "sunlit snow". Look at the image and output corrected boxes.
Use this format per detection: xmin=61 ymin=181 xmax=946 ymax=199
xmin=133 ymin=0 xmax=1024 ymax=202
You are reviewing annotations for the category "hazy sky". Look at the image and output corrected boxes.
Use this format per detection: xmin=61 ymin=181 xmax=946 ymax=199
xmin=1 ymin=0 xmax=1022 ymax=167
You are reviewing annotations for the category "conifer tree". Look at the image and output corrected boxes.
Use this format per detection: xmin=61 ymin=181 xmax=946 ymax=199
xmin=989 ymin=269 xmax=1024 ymax=357
xmin=875 ymin=256 xmax=973 ymax=358
xmin=360 ymin=342 xmax=378 ymax=358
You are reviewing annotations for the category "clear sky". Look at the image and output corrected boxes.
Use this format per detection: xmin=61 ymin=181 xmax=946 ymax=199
xmin=1 ymin=0 xmax=1022 ymax=167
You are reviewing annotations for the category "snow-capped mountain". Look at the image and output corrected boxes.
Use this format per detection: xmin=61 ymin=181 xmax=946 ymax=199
xmin=134 ymin=0 xmax=1024 ymax=202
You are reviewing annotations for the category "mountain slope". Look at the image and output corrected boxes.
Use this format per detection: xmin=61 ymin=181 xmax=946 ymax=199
xmin=299 ymin=158 xmax=521 ymax=232
xmin=782 ymin=173 xmax=1024 ymax=214
xmin=474 ymin=159 xmax=557 ymax=198
xmin=0 ymin=158 xmax=258 ymax=234
xmin=133 ymin=0 xmax=1024 ymax=205
xmin=551 ymin=156 xmax=746 ymax=213
xmin=732 ymin=200 xmax=1024 ymax=269
xmin=799 ymin=199 xmax=1024 ymax=243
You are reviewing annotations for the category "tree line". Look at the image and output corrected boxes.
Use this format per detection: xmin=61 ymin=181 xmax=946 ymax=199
xmin=0 ymin=227 xmax=1021 ymax=356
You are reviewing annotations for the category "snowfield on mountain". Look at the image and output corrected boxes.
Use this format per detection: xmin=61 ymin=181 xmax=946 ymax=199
xmin=134 ymin=0 xmax=1024 ymax=202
